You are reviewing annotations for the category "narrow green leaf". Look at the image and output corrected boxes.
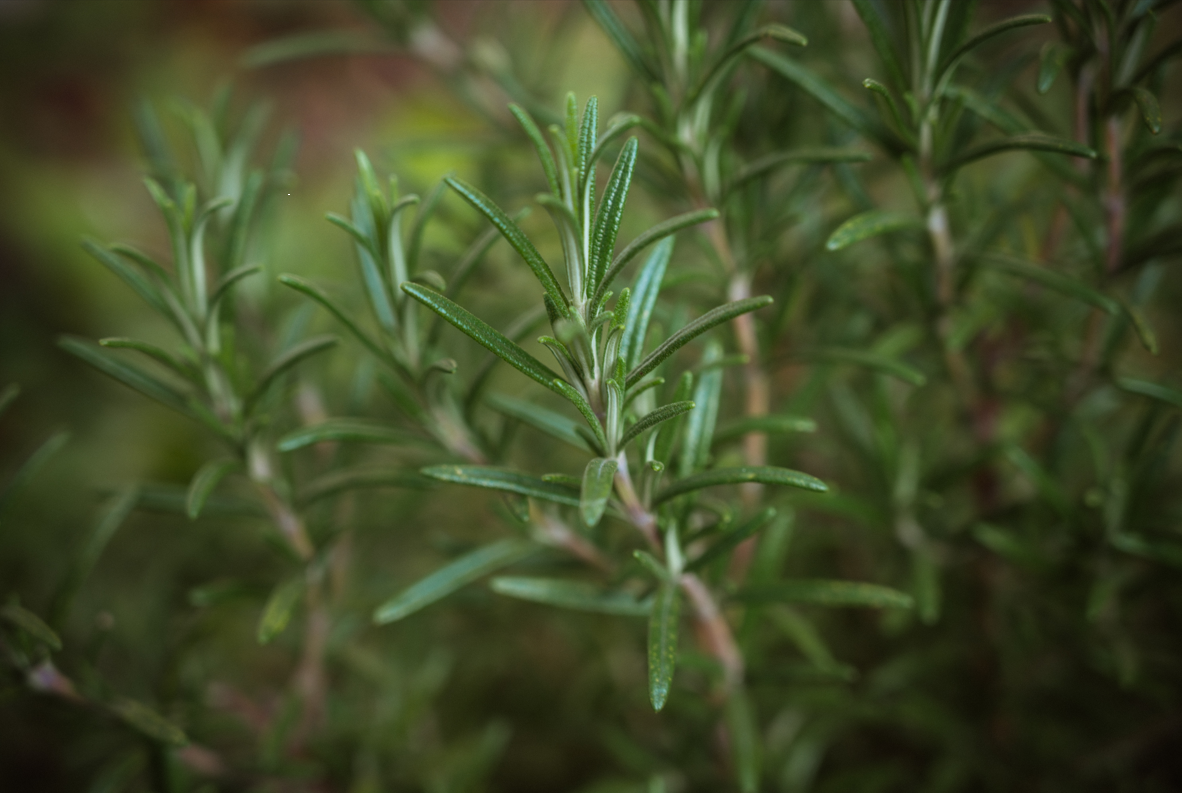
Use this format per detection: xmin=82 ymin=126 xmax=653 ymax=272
xmin=186 ymin=459 xmax=240 ymax=520
xmin=110 ymin=699 xmax=188 ymax=746
xmin=577 ymin=95 xmax=598 ymax=181
xmin=551 ymin=379 xmax=609 ymax=454
xmin=490 ymin=576 xmax=651 ymax=616
xmin=737 ymin=579 xmax=914 ymax=608
xmin=223 ymin=170 xmax=263 ymax=272
xmin=725 ymin=687 xmax=761 ymax=793
xmin=654 ymin=466 xmax=827 ymax=506
xmin=580 ymin=457 xmax=618 ymax=527
xmin=751 ymin=46 xmax=899 ymax=149
xmin=798 ymin=347 xmax=927 ymax=386
xmin=713 ymin=414 xmax=816 ymax=442
xmin=0 ymin=383 xmax=18 ymax=420
xmin=691 ymin=23 xmax=808 ymax=105
xmin=374 ymin=538 xmax=538 ymax=624
xmin=654 ymin=373 xmax=694 ymax=465
xmin=258 ymin=576 xmax=304 ymax=644
xmin=825 ymin=209 xmax=924 ymax=251
xmin=208 ymin=265 xmax=261 ymax=313
xmin=486 ymin=393 xmax=592 ymax=452
xmin=627 ymin=296 xmax=773 ymax=389
xmin=687 ymin=507 xmax=777 ymax=572
xmin=941 ymin=132 xmax=1097 ymax=173
xmin=445 ymin=177 xmax=568 ymax=314
xmin=510 ymin=104 xmax=560 ymax=196
xmin=582 ymin=0 xmax=657 ymax=81
xmin=1 ymin=604 xmax=62 ymax=651
xmin=1131 ymin=87 xmax=1162 ymax=135
xmin=621 ymin=401 xmax=696 ymax=449
xmin=633 ymin=549 xmax=670 ymax=582
xmin=49 ymin=486 xmax=138 ymax=629
xmin=600 ymin=209 xmax=717 ymax=301
xmin=59 ymin=337 xmax=194 ymax=417
xmin=938 ymin=14 xmax=1050 ymax=82
xmin=1121 ymin=300 xmax=1159 ymax=355
xmin=278 ymin=418 xmax=423 ymax=452
xmin=278 ymin=274 xmax=392 ymax=365
xmin=98 ymin=338 xmax=196 ymax=382
xmin=620 ymin=237 xmax=673 ymax=370
xmin=850 ymin=0 xmax=907 ymax=92
xmin=300 ymin=466 xmax=432 ymax=506
xmin=0 ymin=429 xmax=69 ymax=521
xmin=647 ymin=581 xmax=680 ymax=712
xmin=403 ymin=282 xmax=565 ymax=395
xmin=589 ymin=112 xmax=642 ymax=168
xmin=82 ymin=239 xmax=170 ymax=316
xmin=728 ymin=147 xmax=872 ymax=194
xmin=678 ymin=341 xmax=723 ymax=476
xmin=245 ymin=335 xmax=339 ymax=413
xmin=241 ymin=30 xmax=392 ymax=68
xmin=1037 ymin=41 xmax=1068 ymax=94
xmin=1116 ymin=377 xmax=1182 ymax=410
xmin=590 ymin=137 xmax=639 ymax=289
xmin=422 ymin=465 xmax=581 ymax=507
xmin=980 ymin=254 xmax=1119 ymax=313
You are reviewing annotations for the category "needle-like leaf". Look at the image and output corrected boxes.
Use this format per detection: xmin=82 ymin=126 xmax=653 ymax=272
xmin=826 ymin=210 xmax=924 ymax=251
xmin=736 ymin=579 xmax=914 ymax=609
xmin=621 ymin=401 xmax=696 ymax=449
xmin=422 ymin=465 xmax=581 ymax=507
xmin=580 ymin=457 xmax=618 ymax=527
xmin=647 ymin=581 xmax=680 ymax=712
xmin=489 ymin=576 xmax=651 ymax=616
xmin=654 ymin=466 xmax=827 ymax=505
xmin=257 ymin=576 xmax=304 ymax=644
xmin=186 ymin=459 xmax=241 ymax=520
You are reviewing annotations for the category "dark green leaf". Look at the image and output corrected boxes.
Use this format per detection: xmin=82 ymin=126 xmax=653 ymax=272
xmin=619 ymin=237 xmax=673 ymax=370
xmin=713 ymin=414 xmax=816 ymax=442
xmin=374 ymin=538 xmax=538 ymax=624
xmin=300 ymin=466 xmax=432 ymax=506
xmin=582 ymin=0 xmax=657 ymax=81
xmin=278 ymin=274 xmax=392 ymax=365
xmin=403 ymin=283 xmax=564 ymax=395
xmin=798 ymin=347 xmax=927 ymax=386
xmin=0 ymin=383 xmax=18 ymax=420
xmin=59 ymin=337 xmax=194 ymax=417
xmin=186 ymin=459 xmax=240 ymax=520
xmin=678 ymin=341 xmax=723 ymax=476
xmin=654 ymin=372 xmax=694 ymax=465
xmin=552 ymin=379 xmax=609 ymax=454
xmin=1116 ymin=377 xmax=1182 ymax=410
xmin=737 ymin=579 xmax=914 ymax=608
xmin=486 ymin=393 xmax=592 ymax=452
xmin=590 ymin=137 xmax=638 ymax=289
xmin=627 ymin=296 xmax=773 ymax=388
xmin=258 ymin=576 xmax=304 ymax=644
xmin=825 ymin=210 xmax=924 ymax=251
xmin=687 ymin=507 xmax=777 ymax=572
xmin=245 ymin=335 xmax=339 ymax=413
xmin=622 ymin=401 xmax=696 ymax=449
xmin=850 ymin=0 xmax=907 ymax=91
xmin=445 ymin=177 xmax=568 ymax=314
xmin=110 ymin=699 xmax=188 ymax=746
xmin=422 ymin=465 xmax=581 ymax=507
xmin=49 ymin=487 xmax=138 ymax=629
xmin=82 ymin=239 xmax=169 ymax=316
xmin=580 ymin=457 xmax=618 ymax=527
xmin=980 ymin=254 xmax=1119 ymax=314
xmin=98 ymin=338 xmax=196 ymax=383
xmin=1037 ymin=41 xmax=1067 ymax=94
xmin=647 ymin=581 xmax=680 ymax=712
xmin=691 ymin=23 xmax=808 ymax=104
xmin=1131 ymin=87 xmax=1162 ymax=134
xmin=728 ymin=147 xmax=872 ymax=194
xmin=725 ymin=687 xmax=761 ymax=793
xmin=941 ymin=132 xmax=1096 ymax=173
xmin=489 ymin=576 xmax=651 ymax=616
xmin=654 ymin=466 xmax=827 ymax=505
xmin=277 ymin=418 xmax=423 ymax=452
xmin=937 ymin=15 xmax=1050 ymax=81
xmin=599 ymin=209 xmax=717 ymax=301
xmin=1 ymin=604 xmax=61 ymax=651
xmin=0 ymin=430 xmax=69 ymax=520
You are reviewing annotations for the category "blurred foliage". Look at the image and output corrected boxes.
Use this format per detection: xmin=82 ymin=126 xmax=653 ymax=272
xmin=2 ymin=1 xmax=1182 ymax=791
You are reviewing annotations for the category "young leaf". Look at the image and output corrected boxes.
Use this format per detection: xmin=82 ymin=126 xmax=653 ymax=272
xmin=590 ymin=137 xmax=639 ymax=289
xmin=678 ymin=342 xmax=723 ymax=476
xmin=797 ymin=348 xmax=927 ymax=386
xmin=278 ymin=275 xmax=392 ymax=365
xmin=277 ymin=418 xmax=424 ymax=452
xmin=551 ymin=379 xmax=609 ymax=453
xmin=619 ymin=237 xmax=673 ymax=370
xmin=373 ymin=538 xmax=538 ymax=624
xmin=58 ymin=337 xmax=194 ymax=417
xmin=1 ymin=604 xmax=62 ymax=651
xmin=257 ymin=576 xmax=304 ymax=644
xmin=689 ymin=23 xmax=808 ymax=105
xmin=110 ymin=699 xmax=188 ymax=747
xmin=626 ymin=296 xmax=773 ymax=388
xmin=687 ymin=507 xmax=777 ymax=572
xmin=509 ymin=104 xmax=561 ymax=197
xmin=1131 ymin=87 xmax=1162 ymax=135
xmin=941 ymin=132 xmax=1097 ymax=173
xmin=186 ymin=459 xmax=241 ymax=520
xmin=445 ymin=177 xmax=568 ymax=314
xmin=300 ymin=466 xmax=432 ymax=506
xmin=244 ymin=335 xmax=339 ymax=414
xmin=402 ymin=283 xmax=565 ymax=396
xmin=621 ymin=401 xmax=696 ymax=449
xmin=737 ymin=579 xmax=914 ymax=608
xmin=825 ymin=210 xmax=924 ymax=251
xmin=653 ymin=466 xmax=827 ymax=505
xmin=490 ymin=576 xmax=651 ymax=616
xmin=581 ymin=457 xmax=618 ymax=528
xmin=422 ymin=465 xmax=581 ymax=507
xmin=654 ymin=373 xmax=694 ymax=465
xmin=647 ymin=581 xmax=680 ymax=712
xmin=486 ymin=393 xmax=593 ymax=452
xmin=599 ymin=209 xmax=718 ymax=300
xmin=713 ymin=414 xmax=816 ymax=442
xmin=850 ymin=0 xmax=907 ymax=91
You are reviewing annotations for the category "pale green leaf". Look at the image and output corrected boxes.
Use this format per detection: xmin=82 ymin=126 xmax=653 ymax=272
xmin=277 ymin=419 xmax=424 ymax=452
xmin=489 ymin=576 xmax=651 ymax=616
xmin=619 ymin=237 xmax=673 ymax=370
xmin=941 ymin=132 xmax=1096 ymax=172
xmin=647 ymin=581 xmax=680 ymax=712
xmin=486 ymin=393 xmax=593 ymax=452
xmin=621 ymin=401 xmax=696 ymax=449
xmin=422 ymin=465 xmax=581 ymax=507
xmin=825 ymin=210 xmax=924 ymax=251
xmin=713 ymin=414 xmax=816 ymax=442
xmin=186 ymin=459 xmax=241 ymax=519
xmin=737 ymin=579 xmax=914 ymax=608
xmin=599 ymin=210 xmax=716 ymax=302
xmin=580 ymin=457 xmax=618 ymax=527
xmin=654 ymin=466 xmax=827 ymax=505
xmin=258 ymin=576 xmax=304 ymax=644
